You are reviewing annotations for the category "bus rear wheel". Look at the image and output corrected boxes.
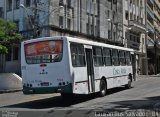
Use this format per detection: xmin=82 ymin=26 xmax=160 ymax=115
xmin=61 ymin=93 xmax=73 ymax=99
xmin=99 ymin=79 xmax=107 ymax=97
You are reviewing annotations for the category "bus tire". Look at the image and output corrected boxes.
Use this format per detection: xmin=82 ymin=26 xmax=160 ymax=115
xmin=125 ymin=75 xmax=132 ymax=89
xmin=61 ymin=93 xmax=73 ymax=99
xmin=99 ymin=79 xmax=107 ymax=97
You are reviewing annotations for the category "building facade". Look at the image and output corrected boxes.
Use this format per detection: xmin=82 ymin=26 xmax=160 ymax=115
xmin=123 ymin=0 xmax=147 ymax=75
xmin=146 ymin=0 xmax=160 ymax=74
xmin=1 ymin=0 xmax=159 ymax=76
xmin=0 ymin=0 xmax=123 ymax=74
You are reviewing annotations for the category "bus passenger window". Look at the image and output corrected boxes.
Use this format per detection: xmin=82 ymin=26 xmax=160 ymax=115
xmin=126 ymin=51 xmax=131 ymax=65
xmin=103 ymin=48 xmax=112 ymax=66
xmin=93 ymin=47 xmax=103 ymax=66
xmin=119 ymin=51 xmax=126 ymax=65
xmin=70 ymin=43 xmax=85 ymax=67
xmin=112 ymin=49 xmax=119 ymax=66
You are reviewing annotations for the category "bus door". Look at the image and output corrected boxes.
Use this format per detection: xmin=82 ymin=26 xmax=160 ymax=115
xmin=131 ymin=53 xmax=136 ymax=81
xmin=85 ymin=48 xmax=95 ymax=93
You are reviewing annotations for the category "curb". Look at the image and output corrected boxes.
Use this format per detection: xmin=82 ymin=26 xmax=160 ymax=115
xmin=138 ymin=75 xmax=160 ymax=79
xmin=137 ymin=75 xmax=150 ymax=79
xmin=150 ymin=75 xmax=160 ymax=77
xmin=0 ymin=89 xmax=22 ymax=94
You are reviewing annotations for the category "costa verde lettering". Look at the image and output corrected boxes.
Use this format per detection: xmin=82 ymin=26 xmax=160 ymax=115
xmin=113 ymin=68 xmax=127 ymax=75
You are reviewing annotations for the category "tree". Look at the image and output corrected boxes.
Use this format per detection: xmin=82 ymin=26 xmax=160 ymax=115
xmin=0 ymin=18 xmax=22 ymax=54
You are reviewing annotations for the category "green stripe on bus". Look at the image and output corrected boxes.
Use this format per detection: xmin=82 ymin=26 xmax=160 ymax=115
xmin=23 ymin=83 xmax=72 ymax=94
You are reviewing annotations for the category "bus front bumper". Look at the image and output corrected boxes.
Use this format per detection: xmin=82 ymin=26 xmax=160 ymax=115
xmin=23 ymin=83 xmax=72 ymax=94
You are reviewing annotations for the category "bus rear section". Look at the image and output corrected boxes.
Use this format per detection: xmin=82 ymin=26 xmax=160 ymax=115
xmin=21 ymin=38 xmax=72 ymax=94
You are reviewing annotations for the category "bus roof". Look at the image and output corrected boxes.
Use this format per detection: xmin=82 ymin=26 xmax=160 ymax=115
xmin=22 ymin=36 xmax=134 ymax=52
xmin=66 ymin=36 xmax=134 ymax=52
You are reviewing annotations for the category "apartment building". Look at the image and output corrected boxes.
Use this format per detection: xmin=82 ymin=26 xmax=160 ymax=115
xmin=0 ymin=0 xmax=21 ymax=74
xmin=147 ymin=0 xmax=160 ymax=74
xmin=0 ymin=0 xmax=123 ymax=74
xmin=123 ymin=0 xmax=147 ymax=75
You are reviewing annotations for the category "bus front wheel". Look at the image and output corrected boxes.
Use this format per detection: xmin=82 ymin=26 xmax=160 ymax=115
xmin=125 ymin=76 xmax=132 ymax=89
xmin=99 ymin=79 xmax=107 ymax=97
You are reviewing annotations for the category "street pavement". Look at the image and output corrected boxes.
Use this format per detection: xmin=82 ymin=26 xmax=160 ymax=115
xmin=0 ymin=75 xmax=160 ymax=117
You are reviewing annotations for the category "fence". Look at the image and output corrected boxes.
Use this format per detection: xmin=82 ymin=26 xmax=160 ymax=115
xmin=0 ymin=54 xmax=5 ymax=73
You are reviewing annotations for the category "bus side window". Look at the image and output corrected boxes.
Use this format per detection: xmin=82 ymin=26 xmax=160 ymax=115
xmin=103 ymin=48 xmax=112 ymax=66
xmin=126 ymin=51 xmax=131 ymax=65
xmin=70 ymin=43 xmax=86 ymax=67
xmin=93 ymin=47 xmax=103 ymax=66
xmin=119 ymin=51 xmax=126 ymax=65
xmin=112 ymin=49 xmax=119 ymax=66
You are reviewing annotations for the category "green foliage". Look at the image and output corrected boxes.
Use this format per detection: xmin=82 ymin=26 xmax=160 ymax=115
xmin=0 ymin=18 xmax=22 ymax=53
xmin=0 ymin=44 xmax=8 ymax=54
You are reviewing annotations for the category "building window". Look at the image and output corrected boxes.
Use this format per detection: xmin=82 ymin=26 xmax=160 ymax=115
xmin=15 ymin=0 xmax=20 ymax=9
xmin=67 ymin=0 xmax=71 ymax=7
xmin=130 ymin=33 xmax=133 ymax=41
xmin=86 ymin=23 xmax=89 ymax=34
xmin=108 ymin=30 xmax=111 ymax=39
xmin=113 ymin=0 xmax=117 ymax=4
xmin=6 ymin=47 xmax=11 ymax=61
xmin=107 ymin=10 xmax=110 ymax=18
xmin=0 ymin=7 xmax=3 ymax=18
xmin=14 ymin=21 xmax=19 ymax=31
xmin=129 ymin=31 xmax=140 ymax=43
xmin=125 ymin=11 xmax=128 ymax=20
xmin=59 ymin=0 xmax=64 ymax=6
xmin=25 ymin=0 xmax=31 ymax=7
xmin=140 ymin=0 xmax=142 ymax=6
xmin=91 ymin=24 xmax=94 ymax=35
xmin=13 ymin=46 xmax=19 ymax=60
xmin=95 ymin=25 xmax=97 ymax=36
xmin=113 ymin=32 xmax=116 ymax=41
xmin=59 ymin=16 xmax=63 ymax=28
xmin=7 ymin=0 xmax=12 ymax=11
xmin=67 ymin=18 xmax=71 ymax=30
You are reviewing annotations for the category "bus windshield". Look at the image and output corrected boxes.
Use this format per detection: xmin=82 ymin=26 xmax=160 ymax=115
xmin=24 ymin=40 xmax=63 ymax=64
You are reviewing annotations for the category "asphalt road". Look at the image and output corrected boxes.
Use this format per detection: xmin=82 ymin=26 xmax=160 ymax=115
xmin=0 ymin=76 xmax=160 ymax=117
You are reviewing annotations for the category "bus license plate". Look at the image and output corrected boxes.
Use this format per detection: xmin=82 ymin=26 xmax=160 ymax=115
xmin=41 ymin=82 xmax=49 ymax=86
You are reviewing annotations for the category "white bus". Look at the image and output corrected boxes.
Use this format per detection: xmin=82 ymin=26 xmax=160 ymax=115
xmin=21 ymin=36 xmax=135 ymax=97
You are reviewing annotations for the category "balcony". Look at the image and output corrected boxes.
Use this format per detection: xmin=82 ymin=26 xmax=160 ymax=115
xmin=128 ymin=20 xmax=146 ymax=33
xmin=127 ymin=40 xmax=140 ymax=50
xmin=154 ymin=21 xmax=160 ymax=32
xmin=148 ymin=0 xmax=154 ymax=4
xmin=147 ymin=6 xmax=154 ymax=19
xmin=147 ymin=20 xmax=154 ymax=31
xmin=147 ymin=35 xmax=154 ymax=49
xmin=154 ymin=10 xmax=160 ymax=21
xmin=155 ymin=0 xmax=160 ymax=9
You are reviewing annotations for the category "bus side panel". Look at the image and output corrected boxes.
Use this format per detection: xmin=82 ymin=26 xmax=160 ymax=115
xmin=94 ymin=66 xmax=132 ymax=90
xmin=71 ymin=67 xmax=89 ymax=94
xmin=67 ymin=40 xmax=89 ymax=94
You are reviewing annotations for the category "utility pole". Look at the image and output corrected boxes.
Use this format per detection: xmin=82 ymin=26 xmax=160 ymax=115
xmin=33 ymin=0 xmax=38 ymax=37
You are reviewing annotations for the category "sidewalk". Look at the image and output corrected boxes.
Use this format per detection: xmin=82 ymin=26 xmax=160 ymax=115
xmin=150 ymin=73 xmax=160 ymax=77
xmin=138 ymin=74 xmax=160 ymax=79
xmin=0 ymin=89 xmax=22 ymax=93
xmin=0 ymin=73 xmax=22 ymax=93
